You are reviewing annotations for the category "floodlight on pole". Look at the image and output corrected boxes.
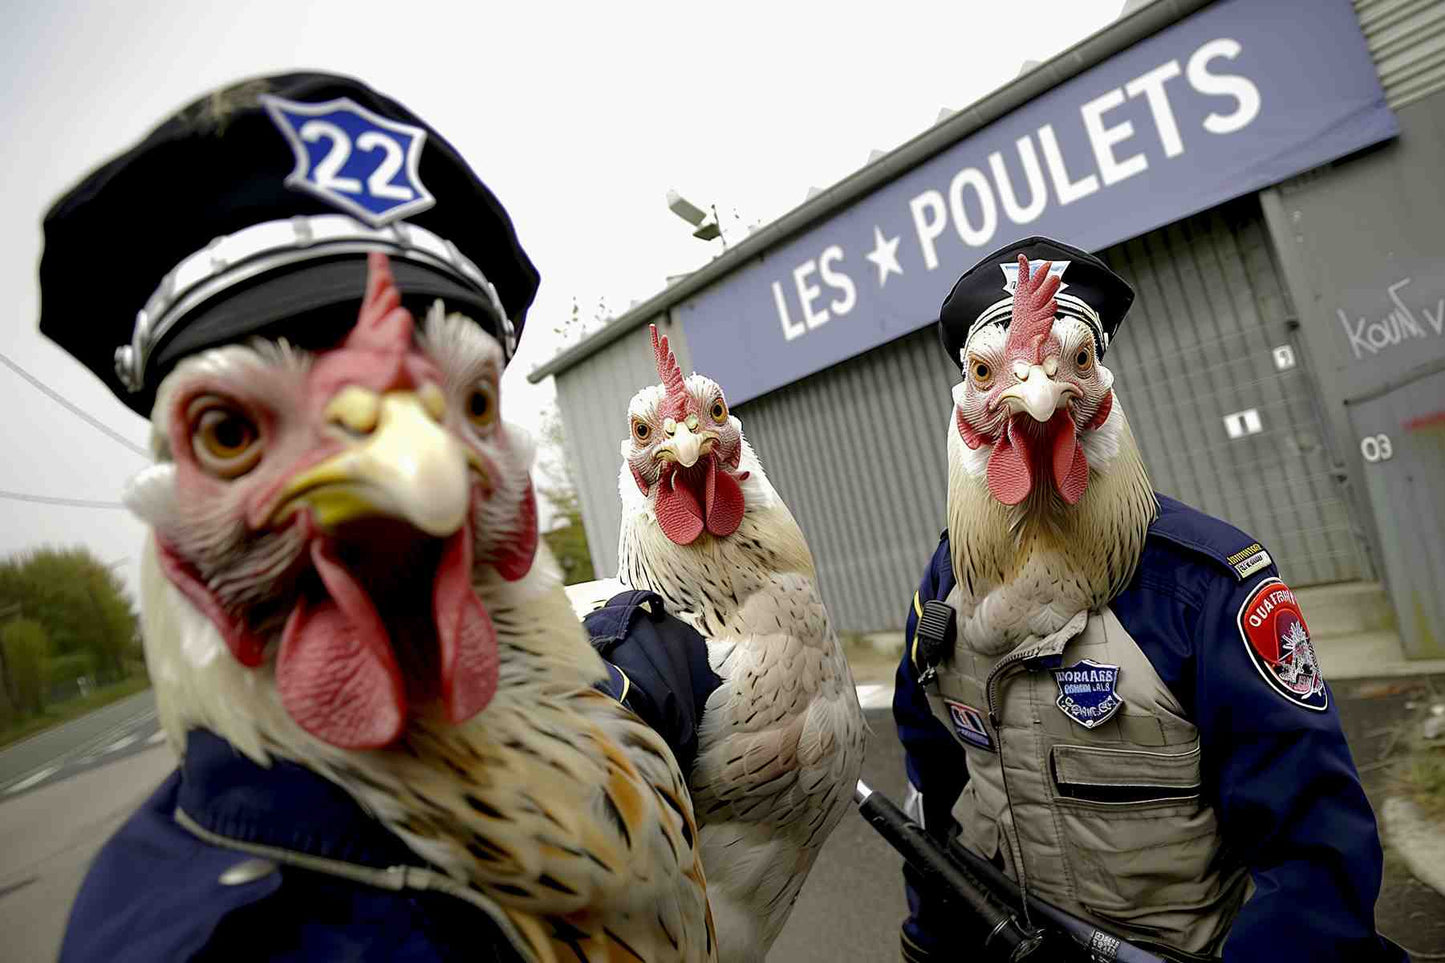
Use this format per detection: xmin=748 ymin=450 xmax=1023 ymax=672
xmin=666 ymin=189 xmax=724 ymax=245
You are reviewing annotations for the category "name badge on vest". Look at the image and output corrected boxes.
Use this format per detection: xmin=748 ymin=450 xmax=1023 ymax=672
xmin=1051 ymin=659 xmax=1124 ymax=729
xmin=943 ymin=698 xmax=993 ymax=751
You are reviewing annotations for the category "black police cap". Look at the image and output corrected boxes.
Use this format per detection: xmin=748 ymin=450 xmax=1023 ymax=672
xmin=938 ymin=236 xmax=1133 ymax=371
xmin=39 ymin=71 xmax=540 ymax=417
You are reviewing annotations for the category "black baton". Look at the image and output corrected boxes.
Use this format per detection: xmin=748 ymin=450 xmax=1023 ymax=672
xmin=855 ymin=780 xmax=1050 ymax=961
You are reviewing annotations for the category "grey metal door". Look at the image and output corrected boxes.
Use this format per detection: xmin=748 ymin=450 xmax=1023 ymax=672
xmin=1345 ymin=368 xmax=1445 ymax=659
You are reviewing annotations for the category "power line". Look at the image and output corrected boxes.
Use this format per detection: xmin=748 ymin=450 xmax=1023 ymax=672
xmin=0 ymin=489 xmax=128 ymax=510
xmin=0 ymin=351 xmax=149 ymax=459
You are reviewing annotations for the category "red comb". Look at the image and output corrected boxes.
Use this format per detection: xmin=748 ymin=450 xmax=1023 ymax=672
xmin=651 ymin=324 xmax=689 ymax=419
xmin=1005 ymin=254 xmax=1059 ymax=365
xmin=345 ymin=252 xmax=414 ymax=353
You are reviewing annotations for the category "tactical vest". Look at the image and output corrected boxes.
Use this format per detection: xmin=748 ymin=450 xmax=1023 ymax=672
xmin=924 ymin=590 xmax=1251 ymax=959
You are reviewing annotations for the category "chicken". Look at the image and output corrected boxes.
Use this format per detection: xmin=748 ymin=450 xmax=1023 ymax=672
xmin=947 ymin=254 xmax=1155 ymax=653
xmin=124 ymin=254 xmax=715 ymax=963
xmin=612 ymin=326 xmax=866 ymax=961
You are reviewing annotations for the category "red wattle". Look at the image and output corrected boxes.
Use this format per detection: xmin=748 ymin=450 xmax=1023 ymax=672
xmin=704 ymin=458 xmax=745 ymax=537
xmin=155 ymin=536 xmax=267 ymax=667
xmin=276 ymin=541 xmax=407 ymax=749
xmin=1050 ymin=411 xmax=1090 ymax=505
xmin=956 ymin=407 xmax=986 ymax=450
xmin=656 ymin=466 xmax=706 ymax=545
xmin=986 ymin=420 xmax=1035 ymax=505
xmin=492 ymin=481 xmax=538 ymax=582
xmin=1083 ymin=391 xmax=1113 ymax=432
xmin=433 ymin=526 xmax=499 ymax=725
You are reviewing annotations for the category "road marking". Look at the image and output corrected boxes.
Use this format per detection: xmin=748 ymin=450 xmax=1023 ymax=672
xmin=102 ymin=734 xmax=139 ymax=754
xmin=856 ymin=684 xmax=894 ymax=710
xmin=3 ymin=765 xmax=59 ymax=795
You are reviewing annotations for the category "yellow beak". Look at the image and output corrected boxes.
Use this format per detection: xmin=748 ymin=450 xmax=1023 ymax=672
xmin=275 ymin=389 xmax=471 ymax=536
xmin=998 ymin=365 xmax=1078 ymax=422
xmin=658 ymin=422 xmax=716 ymax=468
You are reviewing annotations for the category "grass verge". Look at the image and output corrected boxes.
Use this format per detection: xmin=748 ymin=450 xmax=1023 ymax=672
xmin=0 ymin=675 xmax=152 ymax=750
xmin=1402 ymin=744 xmax=1445 ymax=823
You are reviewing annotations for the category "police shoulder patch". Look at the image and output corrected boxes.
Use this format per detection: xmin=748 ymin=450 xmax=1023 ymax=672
xmin=1237 ymin=577 xmax=1328 ymax=711
xmin=943 ymin=698 xmax=993 ymax=751
xmin=261 ymin=94 xmax=435 ymax=227
xmin=1226 ymin=542 xmax=1272 ymax=580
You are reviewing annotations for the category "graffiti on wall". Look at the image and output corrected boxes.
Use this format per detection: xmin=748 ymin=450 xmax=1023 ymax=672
xmin=1338 ymin=278 xmax=1445 ymax=361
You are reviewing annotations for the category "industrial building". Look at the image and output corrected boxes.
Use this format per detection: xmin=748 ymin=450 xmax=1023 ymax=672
xmin=531 ymin=0 xmax=1445 ymax=660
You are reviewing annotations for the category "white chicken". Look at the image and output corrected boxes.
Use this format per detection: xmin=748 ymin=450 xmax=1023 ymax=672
xmin=946 ymin=253 xmax=1155 ymax=652
xmin=125 ymin=254 xmax=715 ymax=963
xmin=612 ymin=326 xmax=866 ymax=961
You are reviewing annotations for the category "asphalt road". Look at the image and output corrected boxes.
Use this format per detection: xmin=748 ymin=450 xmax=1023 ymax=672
xmin=0 ymin=728 xmax=176 ymax=963
xmin=0 ymin=690 xmax=163 ymax=799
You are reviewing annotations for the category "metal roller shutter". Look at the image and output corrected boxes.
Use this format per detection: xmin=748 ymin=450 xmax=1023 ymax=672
xmin=1101 ymin=198 xmax=1366 ymax=585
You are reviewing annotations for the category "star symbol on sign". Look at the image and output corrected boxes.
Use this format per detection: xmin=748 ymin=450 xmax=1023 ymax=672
xmin=865 ymin=226 xmax=903 ymax=287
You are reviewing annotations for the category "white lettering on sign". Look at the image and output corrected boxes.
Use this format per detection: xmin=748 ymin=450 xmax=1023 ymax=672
xmin=949 ymin=168 xmax=997 ymax=247
xmin=1038 ymin=123 xmax=1100 ymax=205
xmin=793 ymin=260 xmax=827 ymax=331
xmin=988 ymin=138 xmax=1048 ymax=225
xmin=909 ymin=190 xmax=948 ymax=271
xmin=773 ymin=280 xmax=804 ymax=341
xmin=774 ymin=248 xmax=859 ymax=340
xmin=769 ymin=36 xmax=1273 ymax=346
xmin=1339 ymin=277 xmax=1445 ymax=360
xmin=1188 ymin=38 xmax=1261 ymax=134
xmin=819 ymin=246 xmax=857 ymax=316
xmin=1125 ymin=61 xmax=1185 ymax=158
xmin=1081 ymin=88 xmax=1149 ymax=186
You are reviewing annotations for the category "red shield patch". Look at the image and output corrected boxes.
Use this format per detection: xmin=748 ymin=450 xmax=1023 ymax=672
xmin=1236 ymin=577 xmax=1328 ymax=711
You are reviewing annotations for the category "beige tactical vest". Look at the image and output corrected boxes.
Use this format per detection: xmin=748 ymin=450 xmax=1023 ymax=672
xmin=925 ymin=588 xmax=1251 ymax=959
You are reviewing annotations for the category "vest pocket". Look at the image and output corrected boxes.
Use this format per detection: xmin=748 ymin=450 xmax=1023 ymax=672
xmin=1051 ymin=743 xmax=1202 ymax=804
xmin=1049 ymin=743 xmax=1225 ymax=921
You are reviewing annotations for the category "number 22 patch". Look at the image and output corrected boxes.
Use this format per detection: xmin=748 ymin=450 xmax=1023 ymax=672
xmin=262 ymin=94 xmax=436 ymax=227
xmin=1237 ymin=577 xmax=1328 ymax=711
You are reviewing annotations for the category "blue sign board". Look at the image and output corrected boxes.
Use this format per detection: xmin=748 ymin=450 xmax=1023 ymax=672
xmin=679 ymin=0 xmax=1398 ymax=405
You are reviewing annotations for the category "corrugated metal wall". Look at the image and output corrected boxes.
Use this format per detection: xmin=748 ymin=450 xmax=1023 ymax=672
xmin=1355 ymin=0 xmax=1445 ymax=109
xmin=1100 ymin=199 xmax=1365 ymax=587
xmin=736 ymin=329 xmax=959 ymax=634
xmin=553 ymin=315 xmax=692 ymax=578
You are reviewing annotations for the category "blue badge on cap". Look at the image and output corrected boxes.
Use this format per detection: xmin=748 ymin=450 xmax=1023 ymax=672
xmin=261 ymin=95 xmax=435 ymax=227
xmin=1051 ymin=659 xmax=1124 ymax=729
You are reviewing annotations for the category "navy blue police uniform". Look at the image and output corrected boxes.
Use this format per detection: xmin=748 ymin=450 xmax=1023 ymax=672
xmin=62 ymin=591 xmax=716 ymax=963
xmin=895 ymin=498 xmax=1406 ymax=963
xmin=584 ymin=590 xmax=723 ymax=779
xmin=48 ymin=71 xmax=549 ymax=961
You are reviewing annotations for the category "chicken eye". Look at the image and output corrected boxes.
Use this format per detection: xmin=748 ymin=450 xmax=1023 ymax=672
xmin=710 ymin=398 xmax=728 ymax=424
xmin=190 ymin=398 xmax=262 ymax=479
xmin=1075 ymin=346 xmax=1093 ymax=370
xmin=466 ymin=383 xmax=497 ymax=430
xmin=970 ymin=359 xmax=992 ymax=385
xmin=633 ymin=419 xmax=651 ymax=443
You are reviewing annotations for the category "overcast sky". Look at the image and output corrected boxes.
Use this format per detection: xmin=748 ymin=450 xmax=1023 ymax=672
xmin=0 ymin=0 xmax=1121 ymax=601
